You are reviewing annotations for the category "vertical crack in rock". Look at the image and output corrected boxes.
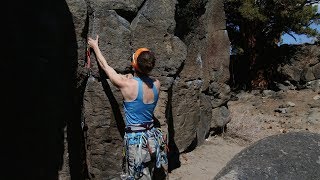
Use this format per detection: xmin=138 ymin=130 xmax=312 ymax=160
xmin=166 ymin=83 xmax=181 ymax=172
xmin=165 ymin=51 xmax=186 ymax=172
xmin=81 ymin=6 xmax=90 ymax=39
xmin=76 ymin=6 xmax=92 ymax=179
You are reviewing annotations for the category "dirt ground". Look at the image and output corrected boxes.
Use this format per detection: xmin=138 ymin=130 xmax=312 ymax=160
xmin=168 ymin=89 xmax=320 ymax=180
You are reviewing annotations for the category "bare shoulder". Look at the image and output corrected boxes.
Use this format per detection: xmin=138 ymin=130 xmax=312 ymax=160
xmin=153 ymin=78 xmax=160 ymax=85
xmin=153 ymin=78 xmax=161 ymax=89
xmin=120 ymin=74 xmax=134 ymax=83
xmin=117 ymin=74 xmax=136 ymax=88
xmin=124 ymin=73 xmax=134 ymax=79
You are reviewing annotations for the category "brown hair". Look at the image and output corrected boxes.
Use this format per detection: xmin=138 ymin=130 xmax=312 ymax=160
xmin=137 ymin=51 xmax=155 ymax=75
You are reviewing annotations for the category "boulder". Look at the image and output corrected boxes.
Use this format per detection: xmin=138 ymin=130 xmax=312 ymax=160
xmin=214 ymin=132 xmax=320 ymax=180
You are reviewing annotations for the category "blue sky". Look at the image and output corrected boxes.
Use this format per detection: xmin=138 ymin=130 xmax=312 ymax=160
xmin=281 ymin=3 xmax=320 ymax=45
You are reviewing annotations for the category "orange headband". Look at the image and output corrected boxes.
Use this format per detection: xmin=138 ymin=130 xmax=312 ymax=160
xmin=132 ymin=48 xmax=150 ymax=72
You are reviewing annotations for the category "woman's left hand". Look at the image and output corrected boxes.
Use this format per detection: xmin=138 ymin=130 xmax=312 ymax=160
xmin=87 ymin=35 xmax=99 ymax=49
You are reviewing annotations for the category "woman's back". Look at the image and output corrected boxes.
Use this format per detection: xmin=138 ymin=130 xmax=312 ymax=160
xmin=123 ymin=76 xmax=159 ymax=125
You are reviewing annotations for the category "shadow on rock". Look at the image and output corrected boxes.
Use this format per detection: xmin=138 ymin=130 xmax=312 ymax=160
xmin=2 ymin=0 xmax=81 ymax=179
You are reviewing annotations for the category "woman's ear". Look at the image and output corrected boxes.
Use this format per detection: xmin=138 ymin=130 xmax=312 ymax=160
xmin=132 ymin=53 xmax=140 ymax=71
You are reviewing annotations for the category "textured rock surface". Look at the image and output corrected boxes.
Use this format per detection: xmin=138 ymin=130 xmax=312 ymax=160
xmin=277 ymin=44 xmax=320 ymax=86
xmin=214 ymin=132 xmax=320 ymax=180
xmin=63 ymin=0 xmax=230 ymax=179
xmin=169 ymin=88 xmax=320 ymax=179
xmin=4 ymin=0 xmax=319 ymax=179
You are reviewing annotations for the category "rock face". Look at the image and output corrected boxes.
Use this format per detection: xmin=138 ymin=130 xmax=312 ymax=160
xmin=277 ymin=44 xmax=320 ymax=91
xmin=214 ymin=132 xmax=320 ymax=180
xmin=62 ymin=0 xmax=230 ymax=179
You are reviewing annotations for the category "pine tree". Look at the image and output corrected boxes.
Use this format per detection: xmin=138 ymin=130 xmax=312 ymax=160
xmin=225 ymin=0 xmax=320 ymax=89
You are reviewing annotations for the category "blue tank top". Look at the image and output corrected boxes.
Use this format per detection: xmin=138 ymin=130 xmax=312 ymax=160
xmin=123 ymin=77 xmax=159 ymax=125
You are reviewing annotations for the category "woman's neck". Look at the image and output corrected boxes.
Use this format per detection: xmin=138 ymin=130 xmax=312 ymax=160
xmin=134 ymin=72 xmax=148 ymax=78
xmin=134 ymin=72 xmax=153 ymax=87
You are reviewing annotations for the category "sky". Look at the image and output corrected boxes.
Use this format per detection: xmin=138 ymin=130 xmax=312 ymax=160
xmin=280 ymin=3 xmax=320 ymax=45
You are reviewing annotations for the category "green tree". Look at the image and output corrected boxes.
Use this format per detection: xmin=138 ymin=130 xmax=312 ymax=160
xmin=225 ymin=0 xmax=320 ymax=89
